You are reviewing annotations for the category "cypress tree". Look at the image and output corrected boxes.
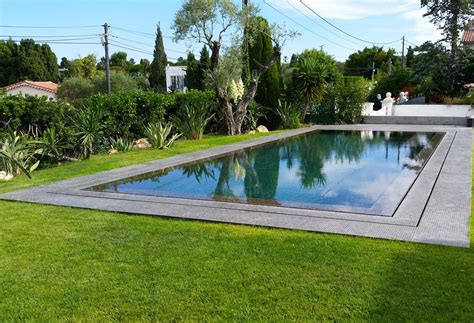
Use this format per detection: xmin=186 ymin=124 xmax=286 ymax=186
xmin=185 ymin=52 xmax=200 ymax=90
xmin=197 ymin=45 xmax=210 ymax=90
xmin=248 ymin=16 xmax=281 ymax=127
xmin=149 ymin=24 xmax=167 ymax=92
xmin=41 ymin=44 xmax=59 ymax=82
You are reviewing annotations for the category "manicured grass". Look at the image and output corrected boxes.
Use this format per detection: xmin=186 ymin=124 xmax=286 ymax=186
xmin=0 ymin=132 xmax=472 ymax=321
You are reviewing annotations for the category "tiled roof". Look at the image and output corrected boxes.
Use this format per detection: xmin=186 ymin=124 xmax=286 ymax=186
xmin=4 ymin=80 xmax=59 ymax=93
xmin=461 ymin=29 xmax=474 ymax=43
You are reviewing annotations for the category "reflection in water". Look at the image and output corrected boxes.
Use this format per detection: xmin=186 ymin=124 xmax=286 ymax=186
xmin=91 ymin=131 xmax=443 ymax=216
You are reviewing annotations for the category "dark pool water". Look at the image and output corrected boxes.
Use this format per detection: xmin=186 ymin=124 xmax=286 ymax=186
xmin=90 ymin=130 xmax=443 ymax=216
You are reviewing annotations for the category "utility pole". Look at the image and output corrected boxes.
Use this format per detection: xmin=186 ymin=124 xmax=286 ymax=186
xmin=388 ymin=58 xmax=392 ymax=75
xmin=102 ymin=23 xmax=111 ymax=93
xmin=371 ymin=61 xmax=376 ymax=82
xmin=401 ymin=36 xmax=405 ymax=69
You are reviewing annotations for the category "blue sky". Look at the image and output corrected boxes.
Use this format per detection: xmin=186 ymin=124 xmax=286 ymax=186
xmin=0 ymin=0 xmax=441 ymax=63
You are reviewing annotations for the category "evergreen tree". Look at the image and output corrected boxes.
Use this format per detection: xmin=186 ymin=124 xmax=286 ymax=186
xmin=18 ymin=39 xmax=49 ymax=82
xmin=248 ymin=16 xmax=281 ymax=124
xmin=41 ymin=44 xmax=59 ymax=82
xmin=198 ymin=45 xmax=210 ymax=90
xmin=185 ymin=52 xmax=200 ymax=90
xmin=406 ymin=46 xmax=415 ymax=68
xmin=149 ymin=24 xmax=167 ymax=92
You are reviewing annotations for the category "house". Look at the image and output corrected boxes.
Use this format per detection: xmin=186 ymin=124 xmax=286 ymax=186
xmin=3 ymin=80 xmax=59 ymax=100
xmin=461 ymin=20 xmax=474 ymax=50
xmin=165 ymin=65 xmax=187 ymax=93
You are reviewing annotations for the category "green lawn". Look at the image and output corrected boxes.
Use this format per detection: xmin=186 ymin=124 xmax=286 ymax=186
xmin=0 ymin=132 xmax=473 ymax=321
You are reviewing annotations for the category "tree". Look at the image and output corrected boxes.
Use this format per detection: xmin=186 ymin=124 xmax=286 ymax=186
xmin=198 ymin=45 xmax=211 ymax=90
xmin=0 ymin=39 xmax=59 ymax=86
xmin=185 ymin=52 xmax=201 ymax=90
xmin=410 ymin=41 xmax=473 ymax=97
xmin=421 ymin=0 xmax=472 ymax=57
xmin=149 ymin=24 xmax=167 ymax=92
xmin=172 ymin=0 xmax=297 ymax=135
xmin=68 ymin=55 xmax=97 ymax=78
xmin=248 ymin=16 xmax=281 ymax=124
xmin=110 ymin=51 xmax=129 ymax=71
xmin=406 ymin=46 xmax=415 ymax=68
xmin=294 ymin=57 xmax=331 ymax=122
xmin=172 ymin=0 xmax=242 ymax=72
xmin=344 ymin=46 xmax=399 ymax=79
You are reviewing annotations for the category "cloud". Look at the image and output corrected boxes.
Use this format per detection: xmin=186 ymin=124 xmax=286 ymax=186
xmin=280 ymin=0 xmax=421 ymax=20
xmin=401 ymin=8 xmax=443 ymax=44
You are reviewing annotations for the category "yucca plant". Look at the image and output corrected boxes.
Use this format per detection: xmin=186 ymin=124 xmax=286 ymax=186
xmin=145 ymin=122 xmax=181 ymax=149
xmin=0 ymin=132 xmax=43 ymax=179
xmin=40 ymin=128 xmax=71 ymax=164
xmin=275 ymin=99 xmax=301 ymax=129
xmin=110 ymin=137 xmax=133 ymax=152
xmin=173 ymin=103 xmax=215 ymax=140
xmin=71 ymin=106 xmax=103 ymax=159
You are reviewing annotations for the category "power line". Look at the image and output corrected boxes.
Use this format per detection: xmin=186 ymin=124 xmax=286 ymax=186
xmin=299 ymin=0 xmax=402 ymax=45
xmin=262 ymin=0 xmax=358 ymax=52
xmin=1 ymin=39 xmax=101 ymax=45
xmin=110 ymin=25 xmax=174 ymax=40
xmin=109 ymin=42 xmax=154 ymax=56
xmin=405 ymin=39 xmax=420 ymax=47
xmin=0 ymin=35 xmax=97 ymax=42
xmin=284 ymin=0 xmax=361 ymax=47
xmin=109 ymin=35 xmax=189 ymax=55
xmin=0 ymin=34 xmax=100 ymax=38
xmin=0 ymin=24 xmax=101 ymax=29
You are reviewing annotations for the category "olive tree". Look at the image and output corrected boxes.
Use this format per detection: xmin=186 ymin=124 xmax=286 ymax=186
xmin=172 ymin=0 xmax=297 ymax=135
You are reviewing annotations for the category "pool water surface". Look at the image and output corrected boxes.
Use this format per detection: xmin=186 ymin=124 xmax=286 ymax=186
xmin=89 ymin=130 xmax=443 ymax=216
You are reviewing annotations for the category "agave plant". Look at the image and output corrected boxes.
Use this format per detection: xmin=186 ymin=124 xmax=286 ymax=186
xmin=173 ymin=103 xmax=215 ymax=140
xmin=0 ymin=132 xmax=43 ymax=179
xmin=110 ymin=137 xmax=133 ymax=152
xmin=145 ymin=122 xmax=181 ymax=149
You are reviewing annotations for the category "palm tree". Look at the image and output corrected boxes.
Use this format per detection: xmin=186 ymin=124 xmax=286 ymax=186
xmin=294 ymin=57 xmax=330 ymax=123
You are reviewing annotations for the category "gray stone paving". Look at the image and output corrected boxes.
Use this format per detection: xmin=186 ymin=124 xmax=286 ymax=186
xmin=1 ymin=124 xmax=471 ymax=247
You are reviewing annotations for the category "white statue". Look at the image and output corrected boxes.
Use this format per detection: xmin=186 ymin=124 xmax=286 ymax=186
xmin=381 ymin=92 xmax=394 ymax=116
xmin=397 ymin=91 xmax=408 ymax=104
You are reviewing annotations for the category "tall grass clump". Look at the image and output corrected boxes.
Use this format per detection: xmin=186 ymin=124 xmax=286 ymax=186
xmin=173 ymin=103 xmax=215 ymax=140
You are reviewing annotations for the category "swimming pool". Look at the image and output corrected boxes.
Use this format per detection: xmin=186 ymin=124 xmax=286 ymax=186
xmin=89 ymin=130 xmax=443 ymax=216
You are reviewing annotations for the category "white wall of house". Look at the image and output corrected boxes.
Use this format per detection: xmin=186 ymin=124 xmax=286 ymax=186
xmin=6 ymin=85 xmax=57 ymax=100
xmin=165 ymin=66 xmax=187 ymax=93
xmin=363 ymin=104 xmax=472 ymax=117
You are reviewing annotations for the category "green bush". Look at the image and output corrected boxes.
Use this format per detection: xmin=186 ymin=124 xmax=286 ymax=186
xmin=333 ymin=77 xmax=369 ymax=124
xmin=0 ymin=95 xmax=75 ymax=146
xmin=309 ymin=77 xmax=369 ymax=125
xmin=57 ymin=77 xmax=95 ymax=100
xmin=368 ymin=69 xmax=412 ymax=108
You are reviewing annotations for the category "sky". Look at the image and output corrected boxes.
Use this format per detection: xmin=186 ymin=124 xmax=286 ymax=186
xmin=0 ymin=0 xmax=442 ymax=64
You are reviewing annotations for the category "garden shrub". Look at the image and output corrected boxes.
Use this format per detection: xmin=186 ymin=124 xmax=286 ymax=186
xmin=0 ymin=95 xmax=75 ymax=146
xmin=309 ymin=77 xmax=368 ymax=125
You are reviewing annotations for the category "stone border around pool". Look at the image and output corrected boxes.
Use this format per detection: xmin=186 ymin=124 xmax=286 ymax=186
xmin=0 ymin=124 xmax=471 ymax=247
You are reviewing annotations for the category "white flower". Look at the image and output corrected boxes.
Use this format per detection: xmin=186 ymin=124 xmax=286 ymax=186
xmin=229 ymin=79 xmax=244 ymax=102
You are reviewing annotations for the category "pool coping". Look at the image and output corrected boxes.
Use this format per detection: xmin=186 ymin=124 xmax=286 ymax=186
xmin=0 ymin=124 xmax=471 ymax=247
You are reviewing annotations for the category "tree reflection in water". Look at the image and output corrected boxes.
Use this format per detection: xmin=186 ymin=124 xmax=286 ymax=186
xmin=98 ymin=131 xmax=441 ymax=210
